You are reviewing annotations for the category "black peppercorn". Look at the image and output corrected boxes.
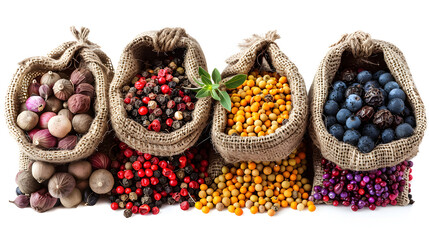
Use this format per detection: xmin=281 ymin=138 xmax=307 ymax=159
xmin=168 ymin=81 xmax=177 ymax=89
xmin=176 ymin=169 xmax=185 ymax=179
xmin=124 ymin=209 xmax=132 ymax=218
xmin=153 ymin=170 xmax=161 ymax=178
xmin=184 ymin=165 xmax=193 ymax=174
xmin=165 ymin=186 xmax=173 ymax=194
xmin=264 ymin=94 xmax=274 ymax=102
xmin=143 ymin=87 xmax=152 ymax=95
xmin=153 ymin=85 xmax=161 ymax=94
xmin=373 ymin=109 xmax=394 ymax=129
xmin=155 ymin=200 xmax=163 ymax=208
xmin=188 ymin=199 xmax=195 ymax=208
xmin=109 ymin=195 xmax=116 ymax=203
xmin=134 ymin=99 xmax=143 ymax=109
xmin=119 ymin=201 xmax=125 ymax=209
xmin=129 ymin=192 xmax=138 ymax=201
xmin=141 ymin=196 xmax=152 ymax=205
xmin=142 ymin=120 xmax=151 ymax=128
xmin=120 ymin=194 xmax=129 ymax=202
xmin=364 ymin=88 xmax=384 ymax=107
xmin=122 ymin=178 xmax=132 ymax=188
xmin=153 ymin=108 xmax=163 ymax=117
xmin=134 ymin=202 xmax=141 ymax=207
xmin=190 ymin=172 xmax=199 ymax=181
xmin=172 ymin=120 xmax=182 ymax=130
xmin=149 ymin=114 xmax=157 ymax=122
xmin=159 ymin=176 xmax=168 ymax=185
xmin=143 ymin=187 xmax=153 ymax=196
xmin=155 ymin=185 xmax=163 ymax=193
xmin=392 ymin=115 xmax=404 ymax=128
xmin=183 ymin=112 xmax=192 ymax=122
xmin=167 ymin=197 xmax=175 ymax=205
xmin=130 ymin=156 xmax=137 ymax=162
xmin=125 ymin=104 xmax=133 ymax=112
xmin=156 ymin=94 xmax=167 ymax=104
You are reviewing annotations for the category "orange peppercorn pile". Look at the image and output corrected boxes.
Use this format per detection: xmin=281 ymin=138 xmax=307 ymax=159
xmin=195 ymin=142 xmax=315 ymax=215
xmin=226 ymin=71 xmax=292 ymax=137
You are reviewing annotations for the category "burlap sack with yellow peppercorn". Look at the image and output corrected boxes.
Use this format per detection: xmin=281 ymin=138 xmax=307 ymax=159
xmin=5 ymin=27 xmax=113 ymax=171
xmin=211 ymin=31 xmax=308 ymax=163
xmin=109 ymin=27 xmax=211 ymax=156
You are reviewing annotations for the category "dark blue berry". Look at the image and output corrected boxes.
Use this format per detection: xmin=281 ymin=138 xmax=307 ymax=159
xmin=343 ymin=130 xmax=361 ymax=146
xmin=16 ymin=186 xmax=23 ymax=196
xmin=329 ymin=124 xmax=345 ymax=140
xmin=379 ymin=88 xmax=388 ymax=101
xmin=405 ymin=116 xmax=416 ymax=128
xmin=324 ymin=100 xmax=340 ymax=116
xmin=364 ymin=81 xmax=380 ymax=92
xmin=329 ymin=90 xmax=344 ymax=102
xmin=402 ymin=106 xmax=411 ymax=117
xmin=362 ymin=123 xmax=380 ymax=140
xmin=346 ymin=116 xmax=361 ymax=129
xmin=325 ymin=115 xmax=337 ymax=128
xmin=384 ymin=81 xmax=400 ymax=93
xmin=358 ymin=136 xmax=375 ymax=153
xmin=395 ymin=123 xmax=414 ymax=139
xmin=388 ymin=88 xmax=406 ymax=101
xmin=332 ymin=81 xmax=347 ymax=92
xmin=378 ymin=73 xmax=394 ymax=86
xmin=357 ymin=71 xmax=372 ymax=84
xmin=378 ymin=106 xmax=387 ymax=110
xmin=387 ymin=98 xmax=405 ymax=115
xmin=373 ymin=70 xmax=386 ymax=81
xmin=336 ymin=109 xmax=352 ymax=124
xmin=345 ymin=94 xmax=363 ymax=112
xmin=381 ymin=128 xmax=395 ymax=143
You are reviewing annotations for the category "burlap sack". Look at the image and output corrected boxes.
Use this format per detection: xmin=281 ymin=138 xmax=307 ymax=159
xmin=211 ymin=31 xmax=308 ymax=163
xmin=109 ymin=27 xmax=211 ymax=156
xmin=310 ymin=143 xmax=411 ymax=206
xmin=5 ymin=27 xmax=113 ymax=170
xmin=309 ymin=31 xmax=426 ymax=171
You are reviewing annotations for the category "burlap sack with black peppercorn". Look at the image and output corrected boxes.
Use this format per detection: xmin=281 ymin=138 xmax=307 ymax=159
xmin=309 ymin=31 xmax=426 ymax=206
xmin=211 ymin=31 xmax=308 ymax=163
xmin=5 ymin=27 xmax=114 ymax=171
xmin=109 ymin=27 xmax=211 ymax=156
xmin=309 ymin=31 xmax=426 ymax=171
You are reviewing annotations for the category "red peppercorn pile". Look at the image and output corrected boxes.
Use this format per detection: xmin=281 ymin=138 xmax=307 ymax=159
xmin=109 ymin=140 xmax=210 ymax=217
xmin=123 ymin=56 xmax=197 ymax=132
xmin=311 ymin=158 xmax=413 ymax=211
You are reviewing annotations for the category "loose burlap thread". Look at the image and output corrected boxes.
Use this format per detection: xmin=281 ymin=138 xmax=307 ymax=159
xmin=309 ymin=31 xmax=426 ymax=171
xmin=5 ymin=27 xmax=114 ymax=170
xmin=211 ymin=31 xmax=308 ymax=163
xmin=109 ymin=27 xmax=211 ymax=156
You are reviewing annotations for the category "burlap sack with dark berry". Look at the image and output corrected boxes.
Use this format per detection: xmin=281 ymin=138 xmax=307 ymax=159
xmin=5 ymin=27 xmax=114 ymax=171
xmin=109 ymin=28 xmax=211 ymax=156
xmin=211 ymin=31 xmax=308 ymax=163
xmin=309 ymin=31 xmax=426 ymax=171
xmin=310 ymin=143 xmax=411 ymax=206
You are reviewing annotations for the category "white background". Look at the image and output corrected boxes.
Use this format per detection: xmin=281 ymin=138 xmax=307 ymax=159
xmin=0 ymin=0 xmax=428 ymax=239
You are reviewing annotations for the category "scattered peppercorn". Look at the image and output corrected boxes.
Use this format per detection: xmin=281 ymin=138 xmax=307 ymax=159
xmin=195 ymin=142 xmax=315 ymax=215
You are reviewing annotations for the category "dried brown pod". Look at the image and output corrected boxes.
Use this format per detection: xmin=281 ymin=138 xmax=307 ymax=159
xmin=53 ymin=79 xmax=74 ymax=100
xmin=364 ymin=87 xmax=384 ymax=107
xmin=70 ymin=68 xmax=94 ymax=86
xmin=58 ymin=109 xmax=73 ymax=121
xmin=356 ymin=106 xmax=375 ymax=122
xmin=17 ymin=171 xmax=42 ymax=194
xmin=67 ymin=94 xmax=91 ymax=114
xmin=373 ymin=109 xmax=394 ymax=129
xmin=68 ymin=161 xmax=92 ymax=180
xmin=17 ymin=110 xmax=39 ymax=131
xmin=75 ymin=83 xmax=95 ymax=98
xmin=345 ymin=84 xmax=363 ymax=98
xmin=340 ymin=68 xmax=357 ymax=84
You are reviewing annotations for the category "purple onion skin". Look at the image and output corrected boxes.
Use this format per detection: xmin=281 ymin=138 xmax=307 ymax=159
xmin=26 ymin=96 xmax=46 ymax=112
xmin=10 ymin=195 xmax=30 ymax=208
xmin=312 ymin=158 xmax=412 ymax=211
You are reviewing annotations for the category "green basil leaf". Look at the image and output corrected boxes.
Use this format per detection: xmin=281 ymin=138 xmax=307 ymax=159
xmin=219 ymin=90 xmax=232 ymax=111
xmin=225 ymin=74 xmax=247 ymax=89
xmin=211 ymin=89 xmax=220 ymax=101
xmin=195 ymin=87 xmax=210 ymax=98
xmin=201 ymin=75 xmax=212 ymax=86
xmin=212 ymin=68 xmax=221 ymax=84
xmin=199 ymin=67 xmax=210 ymax=79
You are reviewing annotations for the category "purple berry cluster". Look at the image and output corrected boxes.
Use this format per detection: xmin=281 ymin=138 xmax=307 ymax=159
xmin=311 ymin=158 xmax=413 ymax=211
xmin=324 ymin=68 xmax=416 ymax=153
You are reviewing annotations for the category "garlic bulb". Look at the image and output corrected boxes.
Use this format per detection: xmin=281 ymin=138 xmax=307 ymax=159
xmin=48 ymin=173 xmax=76 ymax=198
xmin=60 ymin=188 xmax=82 ymax=208
xmin=30 ymin=189 xmax=57 ymax=213
xmin=17 ymin=110 xmax=39 ymax=131
xmin=40 ymin=71 xmax=61 ymax=88
xmin=68 ymin=161 xmax=92 ymax=180
xmin=89 ymin=169 xmax=114 ymax=194
xmin=53 ymin=79 xmax=74 ymax=100
xmin=31 ymin=161 xmax=55 ymax=183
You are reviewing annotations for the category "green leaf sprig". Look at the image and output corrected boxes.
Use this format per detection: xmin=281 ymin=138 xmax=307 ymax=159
xmin=191 ymin=67 xmax=246 ymax=111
